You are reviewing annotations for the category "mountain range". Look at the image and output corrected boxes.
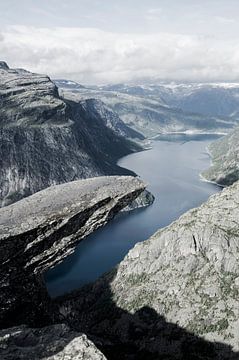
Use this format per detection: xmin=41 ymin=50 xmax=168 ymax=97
xmin=1 ymin=63 xmax=239 ymax=359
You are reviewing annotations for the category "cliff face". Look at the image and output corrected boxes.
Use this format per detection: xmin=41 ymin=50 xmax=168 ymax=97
xmin=0 ymin=176 xmax=145 ymax=329
xmin=59 ymin=181 xmax=239 ymax=359
xmin=0 ymin=63 xmax=141 ymax=207
xmin=0 ymin=324 xmax=107 ymax=360
xmin=202 ymin=127 xmax=239 ymax=186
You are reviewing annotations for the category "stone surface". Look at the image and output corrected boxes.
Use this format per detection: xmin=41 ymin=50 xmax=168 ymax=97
xmin=59 ymin=181 xmax=239 ymax=358
xmin=0 ymin=63 xmax=141 ymax=207
xmin=0 ymin=324 xmax=106 ymax=360
xmin=121 ymin=189 xmax=155 ymax=212
xmin=0 ymin=176 xmax=146 ymax=329
xmin=202 ymin=127 xmax=239 ymax=186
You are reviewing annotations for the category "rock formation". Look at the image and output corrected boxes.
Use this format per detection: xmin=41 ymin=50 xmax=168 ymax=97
xmin=0 ymin=176 xmax=146 ymax=330
xmin=58 ymin=181 xmax=239 ymax=359
xmin=0 ymin=325 xmax=106 ymax=360
xmin=202 ymin=127 xmax=239 ymax=186
xmin=0 ymin=63 xmax=142 ymax=207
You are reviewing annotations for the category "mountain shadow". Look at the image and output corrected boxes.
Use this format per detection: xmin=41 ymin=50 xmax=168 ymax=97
xmin=55 ymin=269 xmax=239 ymax=360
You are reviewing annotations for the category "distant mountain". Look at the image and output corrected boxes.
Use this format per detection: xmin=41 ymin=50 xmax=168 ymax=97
xmin=152 ymin=83 xmax=239 ymax=118
xmin=0 ymin=63 xmax=141 ymax=207
xmin=58 ymin=84 xmax=237 ymax=138
xmin=100 ymin=82 xmax=239 ymax=118
xmin=54 ymin=79 xmax=86 ymax=90
xmin=202 ymin=126 xmax=239 ymax=186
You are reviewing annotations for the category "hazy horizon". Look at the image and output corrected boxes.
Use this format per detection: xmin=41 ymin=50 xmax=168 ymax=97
xmin=1 ymin=0 xmax=239 ymax=84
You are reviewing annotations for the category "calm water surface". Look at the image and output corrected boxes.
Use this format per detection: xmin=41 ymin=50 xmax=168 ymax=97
xmin=46 ymin=134 xmax=221 ymax=297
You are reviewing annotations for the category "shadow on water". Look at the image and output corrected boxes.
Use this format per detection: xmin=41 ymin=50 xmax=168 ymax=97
xmin=54 ymin=269 xmax=239 ymax=360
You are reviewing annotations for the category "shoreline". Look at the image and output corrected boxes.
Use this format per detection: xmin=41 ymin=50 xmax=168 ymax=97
xmin=150 ymin=130 xmax=227 ymax=139
xmin=199 ymin=173 xmax=225 ymax=188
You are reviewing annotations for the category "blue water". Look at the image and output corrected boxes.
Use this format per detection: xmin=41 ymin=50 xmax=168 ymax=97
xmin=46 ymin=134 xmax=221 ymax=297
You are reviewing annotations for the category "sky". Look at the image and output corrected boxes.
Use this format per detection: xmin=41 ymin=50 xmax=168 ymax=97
xmin=0 ymin=0 xmax=239 ymax=84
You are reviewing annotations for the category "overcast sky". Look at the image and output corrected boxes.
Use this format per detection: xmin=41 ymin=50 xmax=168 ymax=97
xmin=1 ymin=0 xmax=239 ymax=84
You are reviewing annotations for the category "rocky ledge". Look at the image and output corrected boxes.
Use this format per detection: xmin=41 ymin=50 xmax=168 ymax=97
xmin=58 ymin=181 xmax=239 ymax=359
xmin=0 ymin=61 xmax=67 ymax=126
xmin=0 ymin=324 xmax=106 ymax=360
xmin=0 ymin=176 xmax=146 ymax=330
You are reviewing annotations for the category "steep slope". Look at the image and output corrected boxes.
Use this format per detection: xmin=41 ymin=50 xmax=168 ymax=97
xmin=0 ymin=325 xmax=106 ymax=360
xmin=0 ymin=63 xmax=141 ymax=207
xmin=65 ymin=96 xmax=144 ymax=140
xmin=59 ymin=181 xmax=239 ymax=359
xmin=58 ymin=85 xmax=235 ymax=138
xmin=202 ymin=127 xmax=239 ymax=186
xmin=0 ymin=176 xmax=145 ymax=329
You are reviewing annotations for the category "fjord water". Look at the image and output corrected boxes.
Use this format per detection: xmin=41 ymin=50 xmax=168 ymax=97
xmin=46 ymin=134 xmax=221 ymax=297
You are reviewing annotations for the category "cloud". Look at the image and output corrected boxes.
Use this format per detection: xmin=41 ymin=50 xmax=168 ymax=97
xmin=146 ymin=7 xmax=163 ymax=21
xmin=214 ymin=16 xmax=236 ymax=24
xmin=1 ymin=25 xmax=239 ymax=84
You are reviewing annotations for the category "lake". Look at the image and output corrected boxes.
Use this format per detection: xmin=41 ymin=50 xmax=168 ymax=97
xmin=46 ymin=133 xmax=222 ymax=297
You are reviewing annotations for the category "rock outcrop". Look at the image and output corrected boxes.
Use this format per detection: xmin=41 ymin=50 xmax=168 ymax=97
xmin=202 ymin=127 xmax=239 ymax=186
xmin=121 ymin=189 xmax=155 ymax=212
xmin=58 ymin=181 xmax=239 ymax=359
xmin=0 ymin=63 xmax=141 ymax=207
xmin=0 ymin=176 xmax=146 ymax=329
xmin=0 ymin=324 xmax=106 ymax=360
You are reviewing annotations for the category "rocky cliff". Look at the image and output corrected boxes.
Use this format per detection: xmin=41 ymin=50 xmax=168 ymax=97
xmin=0 ymin=62 xmax=142 ymax=207
xmin=202 ymin=127 xmax=239 ymax=186
xmin=58 ymin=181 xmax=239 ymax=359
xmin=0 ymin=176 xmax=145 ymax=330
xmin=0 ymin=325 xmax=107 ymax=360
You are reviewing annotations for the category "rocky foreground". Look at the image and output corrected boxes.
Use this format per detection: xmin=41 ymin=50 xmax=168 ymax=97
xmin=0 ymin=176 xmax=145 ymax=332
xmin=57 ymin=181 xmax=239 ymax=359
xmin=202 ymin=126 xmax=239 ymax=186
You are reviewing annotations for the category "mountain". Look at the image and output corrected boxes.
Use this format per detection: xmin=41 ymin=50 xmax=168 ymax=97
xmin=58 ymin=83 xmax=237 ymax=138
xmin=62 ymin=95 xmax=145 ymax=140
xmin=59 ymin=180 xmax=239 ymax=359
xmin=0 ymin=62 xmax=142 ymax=207
xmin=100 ymin=82 xmax=239 ymax=118
xmin=154 ymin=83 xmax=239 ymax=118
xmin=202 ymin=126 xmax=239 ymax=186
xmin=54 ymin=79 xmax=86 ymax=90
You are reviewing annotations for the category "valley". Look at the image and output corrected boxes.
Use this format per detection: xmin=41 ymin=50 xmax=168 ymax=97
xmin=46 ymin=133 xmax=222 ymax=296
xmin=1 ymin=63 xmax=239 ymax=360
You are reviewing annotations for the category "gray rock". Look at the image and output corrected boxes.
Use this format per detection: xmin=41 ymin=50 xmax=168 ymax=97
xmin=62 ymin=94 xmax=144 ymax=141
xmin=0 ymin=324 xmax=106 ymax=360
xmin=0 ymin=63 xmax=141 ymax=207
xmin=59 ymin=181 xmax=239 ymax=357
xmin=0 ymin=61 xmax=9 ymax=70
xmin=0 ymin=65 xmax=66 ymax=126
xmin=202 ymin=127 xmax=239 ymax=186
xmin=0 ymin=176 xmax=146 ymax=329
xmin=121 ymin=189 xmax=155 ymax=212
